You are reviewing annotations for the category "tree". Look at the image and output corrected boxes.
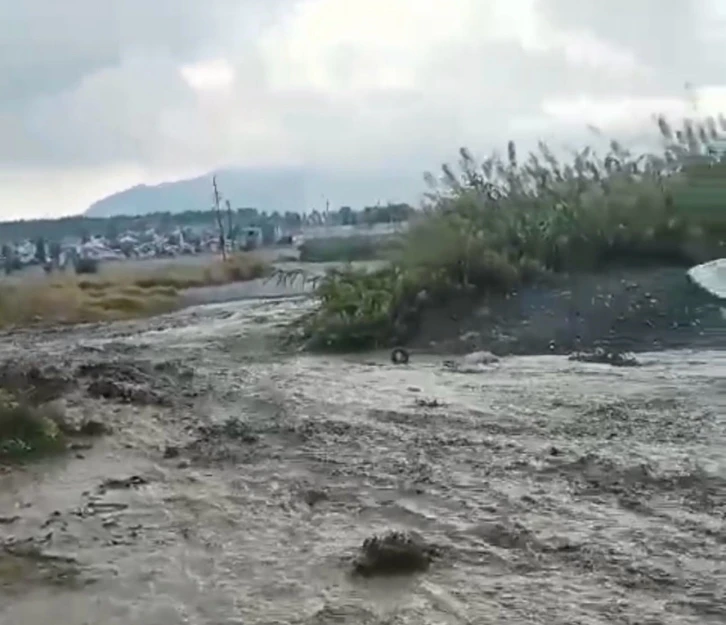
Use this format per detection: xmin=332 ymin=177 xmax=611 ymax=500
xmin=105 ymin=220 xmax=119 ymax=244
xmin=35 ymin=237 xmax=47 ymax=264
xmin=338 ymin=206 xmax=354 ymax=225
xmin=237 ymin=207 xmax=259 ymax=225
xmin=2 ymin=244 xmax=12 ymax=275
xmin=225 ymin=200 xmax=236 ymax=250
xmin=283 ymin=211 xmax=302 ymax=229
xmin=49 ymin=241 xmax=62 ymax=266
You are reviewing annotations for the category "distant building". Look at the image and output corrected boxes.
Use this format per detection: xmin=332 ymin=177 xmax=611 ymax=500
xmin=242 ymin=227 xmax=263 ymax=250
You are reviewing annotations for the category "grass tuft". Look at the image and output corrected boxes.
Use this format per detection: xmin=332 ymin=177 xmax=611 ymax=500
xmin=0 ymin=390 xmax=67 ymax=459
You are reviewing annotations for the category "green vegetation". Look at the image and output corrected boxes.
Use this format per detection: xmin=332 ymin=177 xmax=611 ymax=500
xmin=0 ymin=253 xmax=268 ymax=329
xmin=285 ymin=115 xmax=726 ymax=352
xmin=0 ymin=389 xmax=67 ymax=459
xmin=0 ymin=385 xmax=111 ymax=462
xmin=298 ymin=235 xmax=401 ymax=263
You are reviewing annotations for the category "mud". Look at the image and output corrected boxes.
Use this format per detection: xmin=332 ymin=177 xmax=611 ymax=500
xmin=414 ymin=266 xmax=726 ymax=356
xmin=0 ymin=290 xmax=725 ymax=624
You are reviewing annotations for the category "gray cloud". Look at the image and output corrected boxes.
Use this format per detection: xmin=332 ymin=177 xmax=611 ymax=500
xmin=541 ymin=0 xmax=726 ymax=91
xmin=1 ymin=0 xmax=725 ymax=216
xmin=0 ymin=0 xmax=288 ymax=103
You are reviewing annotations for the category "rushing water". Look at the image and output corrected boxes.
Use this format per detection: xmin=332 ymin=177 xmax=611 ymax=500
xmin=1 ymin=296 xmax=725 ymax=624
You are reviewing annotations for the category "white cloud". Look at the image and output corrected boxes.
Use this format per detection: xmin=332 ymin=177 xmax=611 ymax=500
xmin=542 ymin=86 xmax=726 ymax=134
xmin=0 ymin=166 xmax=146 ymax=221
xmin=180 ymin=59 xmax=236 ymax=92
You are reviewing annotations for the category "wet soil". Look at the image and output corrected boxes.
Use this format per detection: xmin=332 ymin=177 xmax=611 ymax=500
xmin=413 ymin=266 xmax=726 ymax=356
xmin=0 ymin=280 xmax=725 ymax=623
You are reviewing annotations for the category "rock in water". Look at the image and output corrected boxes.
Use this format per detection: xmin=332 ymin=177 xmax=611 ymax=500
xmin=352 ymin=530 xmax=437 ymax=577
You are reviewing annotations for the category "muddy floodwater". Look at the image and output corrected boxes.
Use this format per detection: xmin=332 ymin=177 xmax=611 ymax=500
xmin=1 ymin=295 xmax=725 ymax=624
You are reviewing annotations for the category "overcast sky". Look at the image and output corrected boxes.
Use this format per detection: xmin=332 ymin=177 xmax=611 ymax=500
xmin=2 ymin=0 xmax=726 ymax=219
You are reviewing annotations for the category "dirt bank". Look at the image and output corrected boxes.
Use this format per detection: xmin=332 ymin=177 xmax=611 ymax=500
xmin=412 ymin=266 xmax=726 ymax=356
xmin=0 ymin=295 xmax=724 ymax=624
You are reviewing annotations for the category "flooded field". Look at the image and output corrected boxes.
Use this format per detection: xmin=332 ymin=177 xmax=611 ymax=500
xmin=1 ymin=295 xmax=725 ymax=624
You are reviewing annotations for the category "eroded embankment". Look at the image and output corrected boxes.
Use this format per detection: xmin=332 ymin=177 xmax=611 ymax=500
xmin=0 ymin=296 xmax=725 ymax=624
xmin=413 ymin=266 xmax=726 ymax=356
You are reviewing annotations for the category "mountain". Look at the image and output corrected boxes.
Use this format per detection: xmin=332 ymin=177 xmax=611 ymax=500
xmin=85 ymin=167 xmax=424 ymax=217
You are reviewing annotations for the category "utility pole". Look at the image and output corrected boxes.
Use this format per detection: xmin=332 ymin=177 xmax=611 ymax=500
xmin=212 ymin=176 xmax=226 ymax=261
xmin=225 ymin=199 xmax=234 ymax=252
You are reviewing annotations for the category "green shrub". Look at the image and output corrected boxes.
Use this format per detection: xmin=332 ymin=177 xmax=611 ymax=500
xmin=286 ymin=115 xmax=726 ymax=352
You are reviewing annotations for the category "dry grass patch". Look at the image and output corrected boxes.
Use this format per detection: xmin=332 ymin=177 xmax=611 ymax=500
xmin=78 ymin=252 xmax=268 ymax=290
xmin=0 ymin=253 xmax=268 ymax=329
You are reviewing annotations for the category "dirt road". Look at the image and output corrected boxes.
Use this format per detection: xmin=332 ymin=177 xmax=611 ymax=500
xmin=1 ymin=296 xmax=725 ymax=624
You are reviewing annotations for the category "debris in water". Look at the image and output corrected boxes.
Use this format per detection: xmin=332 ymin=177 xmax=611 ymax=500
xmin=163 ymin=445 xmax=180 ymax=459
xmin=0 ymin=543 xmax=88 ymax=590
xmin=87 ymin=379 xmax=168 ymax=405
xmin=415 ymin=398 xmax=444 ymax=408
xmin=302 ymin=488 xmax=328 ymax=507
xmin=569 ymin=348 xmax=640 ymax=367
xmin=471 ymin=519 xmax=538 ymax=550
xmin=184 ymin=417 xmax=260 ymax=464
xmin=0 ymin=362 xmax=75 ymax=404
xmin=391 ymin=347 xmax=410 ymax=365
xmin=77 ymin=419 xmax=111 ymax=436
xmin=443 ymin=350 xmax=499 ymax=373
xmin=79 ymin=359 xmax=180 ymax=406
xmin=352 ymin=530 xmax=438 ymax=577
xmin=196 ymin=417 xmax=259 ymax=444
xmin=98 ymin=475 xmax=148 ymax=492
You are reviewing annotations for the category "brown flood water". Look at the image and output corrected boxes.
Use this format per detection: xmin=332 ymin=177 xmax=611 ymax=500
xmin=1 ymin=296 xmax=725 ymax=624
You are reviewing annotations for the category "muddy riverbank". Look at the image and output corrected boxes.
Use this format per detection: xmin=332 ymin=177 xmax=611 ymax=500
xmin=412 ymin=266 xmax=726 ymax=356
xmin=1 ymin=293 xmax=725 ymax=624
xmin=181 ymin=262 xmax=726 ymax=358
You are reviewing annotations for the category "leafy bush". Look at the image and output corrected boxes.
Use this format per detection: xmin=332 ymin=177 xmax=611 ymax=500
xmin=287 ymin=115 xmax=726 ymax=351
